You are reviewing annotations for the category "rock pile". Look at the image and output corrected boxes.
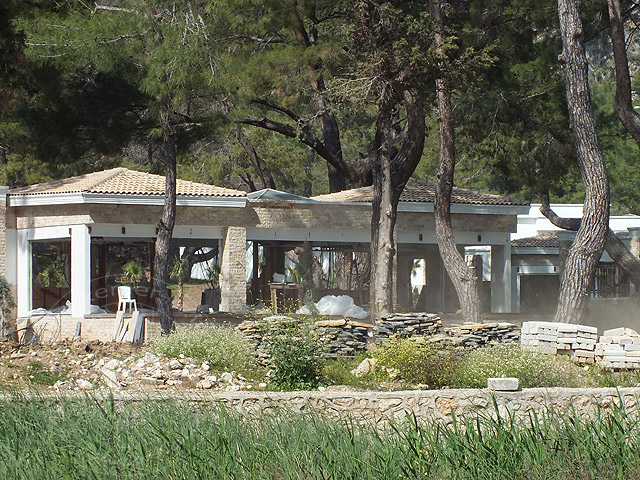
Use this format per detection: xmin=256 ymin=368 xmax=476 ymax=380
xmin=374 ymin=313 xmax=441 ymax=341
xmin=313 ymin=319 xmax=371 ymax=358
xmin=239 ymin=314 xmax=524 ymax=360
xmin=52 ymin=351 xmax=257 ymax=392
xmin=237 ymin=315 xmax=372 ymax=363
xmin=595 ymin=327 xmax=640 ymax=369
xmin=444 ymin=322 xmax=520 ymax=348
xmin=520 ymin=321 xmax=598 ymax=362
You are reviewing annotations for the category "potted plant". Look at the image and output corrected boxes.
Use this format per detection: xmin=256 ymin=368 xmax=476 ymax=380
xmin=200 ymin=263 xmax=221 ymax=312
xmin=122 ymin=261 xmax=143 ymax=289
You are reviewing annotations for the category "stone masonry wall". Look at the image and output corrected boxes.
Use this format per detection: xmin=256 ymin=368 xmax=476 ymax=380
xmin=220 ymin=227 xmax=247 ymax=313
xmin=13 ymin=201 xmax=517 ymax=234
xmin=100 ymin=387 xmax=640 ymax=424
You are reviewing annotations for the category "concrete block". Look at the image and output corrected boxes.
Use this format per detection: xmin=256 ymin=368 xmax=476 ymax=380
xmin=557 ymin=324 xmax=578 ymax=333
xmin=603 ymin=327 xmax=638 ymax=337
xmin=487 ymin=377 xmax=519 ymax=391
xmin=578 ymin=325 xmax=598 ymax=334
xmin=572 ymin=350 xmax=595 ymax=358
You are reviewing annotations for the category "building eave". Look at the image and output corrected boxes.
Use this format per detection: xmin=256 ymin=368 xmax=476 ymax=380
xmin=8 ymin=192 xmax=247 ymax=208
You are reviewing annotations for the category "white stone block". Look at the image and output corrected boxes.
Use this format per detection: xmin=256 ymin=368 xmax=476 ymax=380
xmin=487 ymin=377 xmax=519 ymax=391
xmin=578 ymin=325 xmax=598 ymax=334
xmin=603 ymin=327 xmax=638 ymax=337
xmin=557 ymin=324 xmax=578 ymax=333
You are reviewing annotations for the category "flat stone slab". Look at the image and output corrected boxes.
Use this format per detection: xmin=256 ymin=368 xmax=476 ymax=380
xmin=487 ymin=377 xmax=519 ymax=391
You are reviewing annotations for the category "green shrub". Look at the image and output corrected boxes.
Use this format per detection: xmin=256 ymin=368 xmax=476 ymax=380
xmin=268 ymin=333 xmax=323 ymax=390
xmin=453 ymin=345 xmax=588 ymax=388
xmin=373 ymin=338 xmax=461 ymax=387
xmin=150 ymin=325 xmax=255 ymax=372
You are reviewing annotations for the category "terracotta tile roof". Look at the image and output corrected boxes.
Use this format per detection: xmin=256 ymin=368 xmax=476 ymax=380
xmin=511 ymin=233 xmax=559 ymax=249
xmin=9 ymin=168 xmax=246 ymax=197
xmin=311 ymin=179 xmax=529 ymax=206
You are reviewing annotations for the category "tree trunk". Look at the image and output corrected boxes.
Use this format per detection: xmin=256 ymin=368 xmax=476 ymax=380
xmin=555 ymin=0 xmax=610 ymax=323
xmin=290 ymin=6 xmax=347 ymax=192
xmin=369 ymin=105 xmax=397 ymax=320
xmin=432 ymin=0 xmax=481 ymax=323
xmin=235 ymin=128 xmax=277 ymax=190
xmin=540 ymin=197 xmax=640 ymax=292
xmin=153 ymin=110 xmax=177 ymax=334
xmin=607 ymin=0 xmax=640 ymax=150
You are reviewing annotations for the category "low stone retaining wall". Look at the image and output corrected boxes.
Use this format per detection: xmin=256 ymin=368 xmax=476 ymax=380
xmin=196 ymin=387 xmax=640 ymax=423
xmin=238 ymin=314 xmax=522 ymax=363
xmin=26 ymin=387 xmax=640 ymax=423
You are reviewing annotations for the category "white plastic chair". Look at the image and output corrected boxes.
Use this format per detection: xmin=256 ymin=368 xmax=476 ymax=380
xmin=117 ymin=286 xmax=137 ymax=313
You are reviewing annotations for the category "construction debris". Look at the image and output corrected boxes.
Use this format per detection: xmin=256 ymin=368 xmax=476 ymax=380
xmin=520 ymin=321 xmax=598 ymax=362
xmin=595 ymin=327 xmax=640 ymax=369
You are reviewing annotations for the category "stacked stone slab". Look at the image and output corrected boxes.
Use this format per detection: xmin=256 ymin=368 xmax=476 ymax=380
xmin=374 ymin=313 xmax=441 ymax=341
xmin=595 ymin=327 xmax=640 ymax=369
xmin=313 ymin=319 xmax=371 ymax=358
xmin=237 ymin=315 xmax=372 ymax=365
xmin=444 ymin=322 xmax=520 ymax=348
xmin=520 ymin=321 xmax=598 ymax=362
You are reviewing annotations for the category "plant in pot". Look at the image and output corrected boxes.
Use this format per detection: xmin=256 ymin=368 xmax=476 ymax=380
xmin=122 ymin=261 xmax=143 ymax=289
xmin=200 ymin=263 xmax=221 ymax=312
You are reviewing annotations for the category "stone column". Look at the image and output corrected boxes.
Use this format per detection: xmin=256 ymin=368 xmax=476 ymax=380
xmin=491 ymin=241 xmax=512 ymax=313
xmin=0 ymin=186 xmax=8 ymax=279
xmin=16 ymin=229 xmax=30 ymax=317
xmin=71 ymin=225 xmax=91 ymax=318
xmin=220 ymin=227 xmax=247 ymax=313
xmin=628 ymin=227 xmax=640 ymax=260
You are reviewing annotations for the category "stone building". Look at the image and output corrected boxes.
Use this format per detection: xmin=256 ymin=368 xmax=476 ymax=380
xmin=0 ymin=168 xmax=530 ymax=341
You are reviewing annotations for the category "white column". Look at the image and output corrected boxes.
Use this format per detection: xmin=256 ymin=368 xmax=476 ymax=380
xmin=16 ymin=230 xmax=31 ymax=317
xmin=491 ymin=241 xmax=513 ymax=313
xmin=71 ymin=225 xmax=91 ymax=317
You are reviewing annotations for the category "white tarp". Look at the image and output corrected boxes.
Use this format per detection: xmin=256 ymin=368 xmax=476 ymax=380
xmin=297 ymin=294 xmax=368 ymax=319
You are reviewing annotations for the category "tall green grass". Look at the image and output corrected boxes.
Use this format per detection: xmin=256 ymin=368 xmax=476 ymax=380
xmin=0 ymin=393 xmax=638 ymax=479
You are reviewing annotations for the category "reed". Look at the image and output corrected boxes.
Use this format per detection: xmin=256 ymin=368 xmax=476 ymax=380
xmin=0 ymin=392 xmax=638 ymax=479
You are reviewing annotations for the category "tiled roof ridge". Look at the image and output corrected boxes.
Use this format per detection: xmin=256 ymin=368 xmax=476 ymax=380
xmin=9 ymin=167 xmax=247 ymax=197
xmin=85 ymin=167 xmax=129 ymax=192
xmin=311 ymin=179 xmax=529 ymax=206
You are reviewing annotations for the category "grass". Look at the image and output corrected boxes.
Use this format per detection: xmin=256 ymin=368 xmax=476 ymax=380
xmin=0 ymin=393 xmax=638 ymax=479
xmin=149 ymin=324 xmax=255 ymax=373
xmin=453 ymin=345 xmax=590 ymax=388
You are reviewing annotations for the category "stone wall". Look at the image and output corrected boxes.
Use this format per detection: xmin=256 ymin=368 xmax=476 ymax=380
xmin=238 ymin=315 xmax=522 ymax=365
xmin=100 ymin=387 xmax=640 ymax=424
xmin=13 ymin=200 xmax=517 ymax=234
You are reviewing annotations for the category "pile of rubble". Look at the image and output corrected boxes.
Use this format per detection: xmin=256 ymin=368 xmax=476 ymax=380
xmin=520 ymin=321 xmax=598 ymax=362
xmin=374 ymin=313 xmax=441 ymax=341
xmin=238 ymin=315 xmax=372 ymax=364
xmin=52 ymin=351 xmax=260 ymax=392
xmin=313 ymin=319 xmax=371 ymax=358
xmin=444 ymin=322 xmax=520 ymax=348
xmin=595 ymin=327 xmax=640 ymax=369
